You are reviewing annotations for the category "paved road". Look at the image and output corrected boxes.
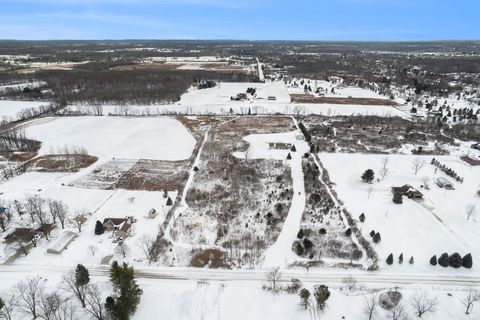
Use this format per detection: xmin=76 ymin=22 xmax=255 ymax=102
xmin=1 ymin=264 xmax=479 ymax=287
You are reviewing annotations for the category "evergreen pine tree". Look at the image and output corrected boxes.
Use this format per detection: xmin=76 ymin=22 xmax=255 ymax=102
xmin=398 ymin=253 xmax=403 ymax=264
xmin=108 ymin=261 xmax=143 ymax=320
xmin=291 ymin=145 xmax=296 ymax=152
xmin=359 ymin=213 xmax=365 ymax=222
xmin=313 ymin=285 xmax=330 ymax=310
xmin=373 ymin=232 xmax=381 ymax=243
xmin=299 ymin=288 xmax=311 ymax=310
xmin=361 ymin=169 xmax=374 ymax=183
xmin=166 ymin=197 xmax=173 ymax=206
xmin=287 ymin=153 xmax=292 ymax=160
xmin=75 ymin=264 xmax=90 ymax=287
xmin=345 ymin=228 xmax=352 ymax=237
xmin=94 ymin=220 xmax=105 ymax=235
xmin=430 ymin=255 xmax=437 ymax=266
xmin=393 ymin=192 xmax=403 ymax=204
xmin=409 ymin=256 xmax=414 ymax=264
xmin=386 ymin=253 xmax=394 ymax=265
xmin=462 ymin=253 xmax=473 ymax=268
xmin=303 ymin=238 xmax=313 ymax=250
xmin=296 ymin=229 xmax=304 ymax=239
xmin=438 ymin=253 xmax=449 ymax=267
xmin=449 ymin=252 xmax=463 ymax=268
xmin=369 ymin=230 xmax=375 ymax=237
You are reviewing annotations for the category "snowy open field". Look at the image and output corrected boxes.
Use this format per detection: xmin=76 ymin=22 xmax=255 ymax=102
xmin=180 ymin=81 xmax=291 ymax=105
xmin=0 ymin=270 xmax=477 ymax=320
xmin=0 ymin=100 xmax=49 ymax=121
xmin=321 ymin=152 xmax=480 ymax=275
xmin=68 ymin=80 xmax=407 ymax=118
xmin=23 ymin=116 xmax=196 ymax=160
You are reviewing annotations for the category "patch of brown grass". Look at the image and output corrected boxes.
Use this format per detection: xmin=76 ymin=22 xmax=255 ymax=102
xmin=29 ymin=154 xmax=98 ymax=172
xmin=115 ymin=159 xmax=190 ymax=191
xmin=190 ymin=249 xmax=230 ymax=269
xmin=290 ymin=94 xmax=397 ymax=106
xmin=6 ymin=151 xmax=37 ymax=161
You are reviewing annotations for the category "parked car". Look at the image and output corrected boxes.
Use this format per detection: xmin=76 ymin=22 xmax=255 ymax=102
xmin=471 ymin=143 xmax=480 ymax=150
xmin=436 ymin=177 xmax=454 ymax=190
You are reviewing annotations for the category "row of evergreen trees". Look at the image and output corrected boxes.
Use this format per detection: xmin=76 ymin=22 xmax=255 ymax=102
xmin=430 ymin=253 xmax=472 ymax=268
xmin=386 ymin=253 xmax=414 ymax=265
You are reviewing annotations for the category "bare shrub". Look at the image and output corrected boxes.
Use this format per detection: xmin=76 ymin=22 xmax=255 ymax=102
xmin=410 ymin=291 xmax=437 ymax=317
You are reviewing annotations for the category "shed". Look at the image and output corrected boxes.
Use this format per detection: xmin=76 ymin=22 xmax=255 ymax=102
xmin=47 ymin=231 xmax=77 ymax=254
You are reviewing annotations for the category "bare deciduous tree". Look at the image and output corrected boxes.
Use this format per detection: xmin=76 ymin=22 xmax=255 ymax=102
xmin=380 ymin=157 xmax=389 ymax=180
xmin=0 ymin=292 xmax=17 ymax=320
xmin=48 ymin=200 xmax=68 ymax=229
xmin=24 ymin=196 xmax=45 ymax=224
xmin=38 ymin=292 xmax=61 ymax=320
xmin=410 ymin=291 xmax=437 ymax=317
xmin=421 ymin=176 xmax=430 ymax=189
xmin=367 ymin=186 xmax=374 ymax=199
xmin=62 ymin=272 xmax=88 ymax=308
xmin=87 ymin=245 xmax=97 ymax=257
xmin=391 ymin=303 xmax=409 ymax=320
xmin=56 ymin=300 xmax=77 ymax=320
xmin=266 ymin=267 xmax=281 ymax=292
xmin=12 ymin=200 xmax=25 ymax=220
xmin=411 ymin=158 xmax=425 ymax=175
xmin=343 ymin=275 xmax=357 ymax=291
xmin=92 ymin=105 xmax=103 ymax=116
xmin=466 ymin=204 xmax=476 ymax=221
xmin=364 ymin=293 xmax=378 ymax=320
xmin=70 ymin=212 xmax=87 ymax=233
xmin=16 ymin=276 xmax=45 ymax=319
xmin=84 ymin=284 xmax=105 ymax=320
xmin=139 ymin=235 xmax=165 ymax=263
xmin=462 ymin=288 xmax=480 ymax=314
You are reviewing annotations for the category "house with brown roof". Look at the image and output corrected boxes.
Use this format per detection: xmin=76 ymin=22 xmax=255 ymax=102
xmin=102 ymin=216 xmax=134 ymax=238
xmin=391 ymin=184 xmax=423 ymax=199
xmin=114 ymin=221 xmax=132 ymax=238
xmin=103 ymin=218 xmax=128 ymax=231
xmin=461 ymin=155 xmax=480 ymax=166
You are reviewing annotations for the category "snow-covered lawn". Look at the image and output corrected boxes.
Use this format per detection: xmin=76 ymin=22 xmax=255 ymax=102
xmin=1 ymin=271 xmax=476 ymax=320
xmin=23 ymin=116 xmax=196 ymax=160
xmin=321 ymin=153 xmax=480 ymax=275
xmin=0 ymin=168 xmax=175 ymax=265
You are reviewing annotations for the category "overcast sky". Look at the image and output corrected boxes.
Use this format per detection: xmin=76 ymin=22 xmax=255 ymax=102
xmin=0 ymin=0 xmax=478 ymax=40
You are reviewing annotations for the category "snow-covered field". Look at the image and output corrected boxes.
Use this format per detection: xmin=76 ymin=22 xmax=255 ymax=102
xmin=321 ymin=152 xmax=480 ymax=275
xmin=0 ymin=270 xmax=476 ymax=320
xmin=0 ymin=115 xmax=195 ymax=265
xmin=69 ymin=81 xmax=407 ymax=118
xmin=180 ymin=81 xmax=291 ymax=105
xmin=23 ymin=116 xmax=196 ymax=160
xmin=0 ymin=100 xmax=49 ymax=121
xmin=287 ymin=78 xmax=385 ymax=100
